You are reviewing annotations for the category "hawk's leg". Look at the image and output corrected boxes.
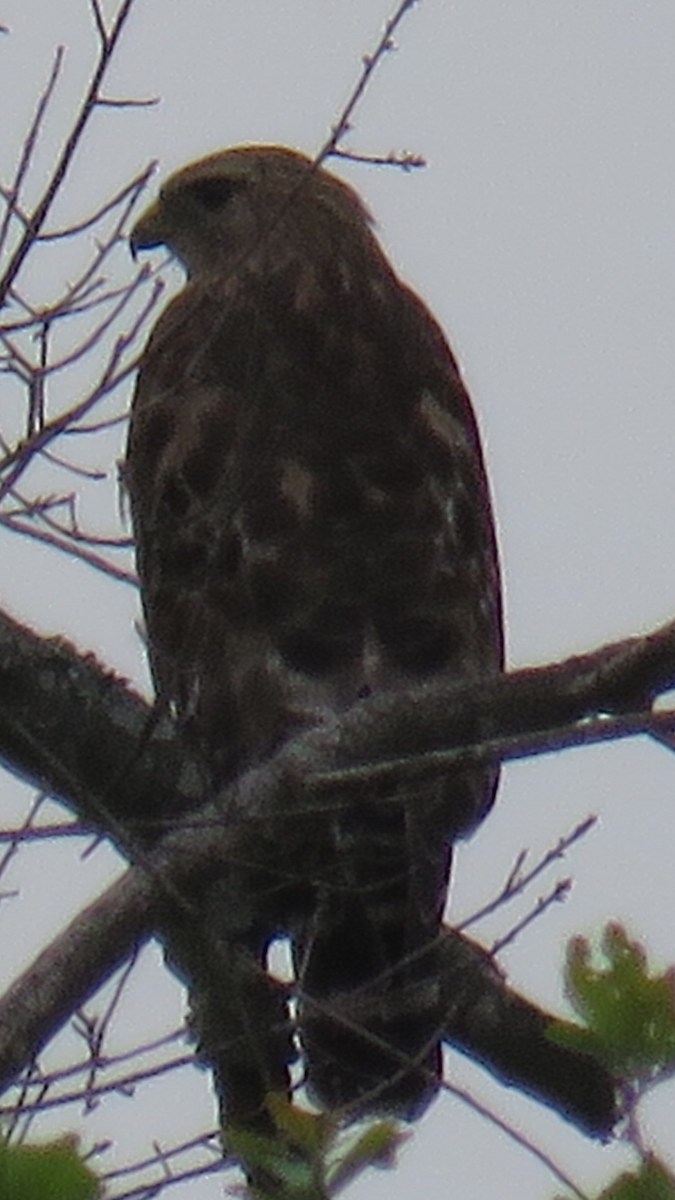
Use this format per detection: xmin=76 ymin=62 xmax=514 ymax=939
xmin=160 ymin=905 xmax=295 ymax=1134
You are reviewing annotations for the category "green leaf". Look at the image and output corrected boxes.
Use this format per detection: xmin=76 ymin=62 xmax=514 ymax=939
xmin=326 ymin=1120 xmax=407 ymax=1195
xmin=228 ymin=1096 xmax=326 ymax=1199
xmin=548 ymin=923 xmax=675 ymax=1083
xmin=227 ymin=1095 xmax=406 ymax=1199
xmin=596 ymin=1155 xmax=675 ymax=1200
xmin=0 ymin=1135 xmax=99 ymax=1200
xmin=265 ymin=1092 xmax=334 ymax=1154
xmin=227 ymin=1126 xmax=317 ymax=1199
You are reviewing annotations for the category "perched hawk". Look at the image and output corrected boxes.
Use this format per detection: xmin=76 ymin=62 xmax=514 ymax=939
xmin=126 ymin=146 xmax=503 ymax=1125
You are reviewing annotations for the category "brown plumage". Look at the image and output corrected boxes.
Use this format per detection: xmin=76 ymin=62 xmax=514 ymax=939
xmin=126 ymin=145 xmax=503 ymax=1123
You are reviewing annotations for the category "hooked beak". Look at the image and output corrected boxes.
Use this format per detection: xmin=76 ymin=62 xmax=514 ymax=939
xmin=129 ymin=200 xmax=166 ymax=261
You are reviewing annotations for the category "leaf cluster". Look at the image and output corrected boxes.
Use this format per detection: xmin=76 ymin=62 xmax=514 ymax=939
xmin=0 ymin=1134 xmax=99 ymax=1200
xmin=551 ymin=923 xmax=675 ymax=1085
xmin=228 ymin=1093 xmax=406 ymax=1200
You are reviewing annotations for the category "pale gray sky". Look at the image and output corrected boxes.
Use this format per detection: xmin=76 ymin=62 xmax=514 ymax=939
xmin=1 ymin=2 xmax=674 ymax=1197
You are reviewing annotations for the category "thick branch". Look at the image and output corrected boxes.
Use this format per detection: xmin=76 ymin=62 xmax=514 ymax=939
xmin=0 ymin=871 xmax=156 ymax=1088
xmin=437 ymin=932 xmax=616 ymax=1137
xmin=307 ymin=618 xmax=675 ymax=793
xmin=0 ymin=604 xmax=670 ymax=1134
xmin=1 ymin=605 xmax=674 ymax=842
xmin=0 ymin=605 xmax=202 ymax=838
xmin=0 ymin=874 xmax=615 ymax=1139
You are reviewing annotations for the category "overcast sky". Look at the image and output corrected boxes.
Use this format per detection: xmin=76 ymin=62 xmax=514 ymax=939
xmin=1 ymin=2 xmax=674 ymax=1198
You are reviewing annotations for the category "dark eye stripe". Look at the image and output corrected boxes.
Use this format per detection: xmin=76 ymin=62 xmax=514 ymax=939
xmin=189 ymin=178 xmax=240 ymax=211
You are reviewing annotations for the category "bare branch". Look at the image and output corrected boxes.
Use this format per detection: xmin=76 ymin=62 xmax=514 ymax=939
xmin=329 ymin=148 xmax=426 ymax=171
xmin=0 ymin=602 xmax=670 ymax=1140
xmin=30 ymin=1024 xmax=187 ymax=1083
xmin=1 ymin=604 xmax=675 ymax=869
xmin=105 ymin=1155 xmax=228 ymax=1200
xmin=0 ymin=514 xmax=137 ymax=584
xmin=38 ymin=163 xmax=155 ymax=243
xmin=95 ymin=94 xmax=160 ymax=109
xmin=2 ymin=1050 xmax=197 ymax=1119
xmin=459 ymin=816 xmax=597 ymax=931
xmin=0 ymin=822 xmax=89 ymax=843
xmin=316 ymin=0 xmax=422 ymax=164
xmin=0 ymin=47 xmax=65 ymax=264
xmin=439 ymin=1075 xmax=592 ymax=1200
xmin=0 ymin=793 xmax=47 ymax=883
xmin=0 ymin=278 xmax=163 ymax=503
xmin=0 ymin=872 xmax=156 ymax=1093
xmin=88 ymin=0 xmax=108 ymax=46
xmin=0 ymin=0 xmax=142 ymax=307
xmin=99 ymin=1128 xmax=223 ymax=1196
xmin=490 ymin=878 xmax=572 ymax=955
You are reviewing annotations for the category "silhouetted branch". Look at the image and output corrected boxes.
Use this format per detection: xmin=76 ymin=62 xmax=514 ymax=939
xmin=2 ymin=603 xmax=674 ymax=864
xmin=2 ymin=603 xmax=671 ymax=1135
xmin=37 ymin=164 xmax=155 ymax=242
xmin=458 ymin=816 xmax=597 ymax=932
xmin=317 ymin=0 xmax=423 ymax=165
xmin=0 ymin=0 xmax=143 ymax=306
xmin=0 ymin=47 xmax=65 ymax=263
xmin=0 ymin=872 xmax=153 ymax=1093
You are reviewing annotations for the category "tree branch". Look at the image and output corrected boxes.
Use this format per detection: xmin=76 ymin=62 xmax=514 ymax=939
xmin=2 ymin=604 xmax=667 ymax=1135
xmin=0 ymin=0 xmax=141 ymax=306
xmin=0 ymin=871 xmax=155 ymax=1090
xmin=4 ymin=604 xmax=673 ymax=839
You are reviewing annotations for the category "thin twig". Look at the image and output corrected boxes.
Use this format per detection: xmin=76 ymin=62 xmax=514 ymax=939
xmin=0 ymin=47 xmax=65 ymax=264
xmin=0 ymin=1054 xmax=196 ymax=1118
xmin=96 ymin=95 xmax=159 ymax=109
xmin=0 ymin=283 xmax=162 ymax=503
xmin=330 ymin=147 xmax=425 ymax=171
xmin=88 ymin=0 xmax=108 ymax=45
xmin=38 ymin=163 xmax=156 ymax=242
xmin=311 ymin=707 xmax=675 ymax=794
xmin=439 ymin=1076 xmax=592 ymax=1200
xmin=0 ymin=515 xmax=137 ymax=584
xmin=100 ymin=1127 xmax=221 ymax=1184
xmin=316 ymin=0 xmax=423 ymax=163
xmin=458 ymin=816 xmax=597 ymax=931
xmin=0 ymin=0 xmax=141 ymax=307
xmin=490 ymin=878 xmax=572 ymax=954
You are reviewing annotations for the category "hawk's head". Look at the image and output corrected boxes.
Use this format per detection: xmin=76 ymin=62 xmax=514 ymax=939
xmin=130 ymin=145 xmax=375 ymax=280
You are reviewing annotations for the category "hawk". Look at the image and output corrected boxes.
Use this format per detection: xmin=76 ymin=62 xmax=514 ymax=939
xmin=125 ymin=146 xmax=503 ymax=1126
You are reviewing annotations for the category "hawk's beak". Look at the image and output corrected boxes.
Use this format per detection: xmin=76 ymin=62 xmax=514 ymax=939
xmin=129 ymin=200 xmax=166 ymax=261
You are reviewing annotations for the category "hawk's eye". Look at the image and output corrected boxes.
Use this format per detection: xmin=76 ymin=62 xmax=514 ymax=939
xmin=190 ymin=178 xmax=240 ymax=212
